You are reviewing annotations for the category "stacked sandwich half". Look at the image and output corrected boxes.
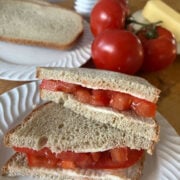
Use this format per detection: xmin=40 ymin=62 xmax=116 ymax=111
xmin=2 ymin=67 xmax=161 ymax=180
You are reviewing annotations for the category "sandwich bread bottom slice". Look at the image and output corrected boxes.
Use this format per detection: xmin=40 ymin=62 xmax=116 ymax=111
xmin=2 ymin=152 xmax=144 ymax=180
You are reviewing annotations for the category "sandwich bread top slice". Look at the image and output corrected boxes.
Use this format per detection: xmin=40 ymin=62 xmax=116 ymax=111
xmin=37 ymin=67 xmax=160 ymax=103
xmin=4 ymin=102 xmax=152 ymax=153
xmin=0 ymin=0 xmax=83 ymax=49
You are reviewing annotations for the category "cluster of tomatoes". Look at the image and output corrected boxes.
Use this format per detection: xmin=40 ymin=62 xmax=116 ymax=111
xmin=90 ymin=0 xmax=177 ymax=75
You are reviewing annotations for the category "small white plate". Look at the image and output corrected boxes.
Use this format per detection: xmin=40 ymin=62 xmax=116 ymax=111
xmin=74 ymin=0 xmax=98 ymax=15
xmin=0 ymin=21 xmax=93 ymax=81
xmin=75 ymin=0 xmax=97 ymax=6
xmin=132 ymin=10 xmax=180 ymax=54
xmin=0 ymin=82 xmax=179 ymax=180
xmin=75 ymin=0 xmax=98 ymax=4
xmin=74 ymin=4 xmax=93 ymax=12
xmin=74 ymin=3 xmax=95 ymax=10
xmin=48 ymin=0 xmax=65 ymax=2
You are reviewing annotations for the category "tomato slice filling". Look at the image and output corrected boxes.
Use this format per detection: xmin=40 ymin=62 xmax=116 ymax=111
xmin=40 ymin=80 xmax=156 ymax=118
xmin=14 ymin=147 xmax=144 ymax=170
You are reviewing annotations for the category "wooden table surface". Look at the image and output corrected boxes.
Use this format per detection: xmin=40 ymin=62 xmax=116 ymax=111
xmin=0 ymin=0 xmax=179 ymax=134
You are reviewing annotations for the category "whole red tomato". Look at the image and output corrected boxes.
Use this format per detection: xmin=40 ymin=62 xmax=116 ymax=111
xmin=90 ymin=0 xmax=127 ymax=37
xmin=137 ymin=26 xmax=177 ymax=72
xmin=91 ymin=29 xmax=144 ymax=75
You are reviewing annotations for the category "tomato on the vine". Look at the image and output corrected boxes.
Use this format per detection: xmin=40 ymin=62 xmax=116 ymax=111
xmin=90 ymin=0 xmax=127 ymax=37
xmin=137 ymin=26 xmax=177 ymax=72
xmin=91 ymin=29 xmax=144 ymax=75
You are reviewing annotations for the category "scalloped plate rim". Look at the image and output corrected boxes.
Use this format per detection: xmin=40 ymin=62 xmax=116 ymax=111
xmin=0 ymin=21 xmax=93 ymax=81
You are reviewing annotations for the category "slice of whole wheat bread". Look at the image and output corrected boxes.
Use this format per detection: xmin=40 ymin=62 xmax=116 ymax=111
xmin=1 ymin=152 xmax=144 ymax=180
xmin=4 ymin=102 xmax=155 ymax=153
xmin=39 ymin=89 xmax=160 ymax=154
xmin=0 ymin=0 xmax=83 ymax=49
xmin=36 ymin=67 xmax=161 ymax=103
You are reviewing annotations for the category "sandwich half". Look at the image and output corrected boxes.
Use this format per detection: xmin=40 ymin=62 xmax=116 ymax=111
xmin=37 ymin=67 xmax=161 ymax=154
xmin=2 ymin=102 xmax=145 ymax=180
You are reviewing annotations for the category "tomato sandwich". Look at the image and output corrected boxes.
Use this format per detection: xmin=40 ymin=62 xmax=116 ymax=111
xmin=2 ymin=102 xmax=145 ymax=179
xmin=37 ymin=67 xmax=161 ymax=154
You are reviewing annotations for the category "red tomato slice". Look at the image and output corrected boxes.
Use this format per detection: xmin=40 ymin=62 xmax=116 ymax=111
xmin=40 ymin=80 xmax=156 ymax=118
xmin=91 ymin=90 xmax=110 ymax=106
xmin=110 ymin=147 xmax=128 ymax=162
xmin=95 ymin=148 xmax=144 ymax=169
xmin=91 ymin=152 xmax=101 ymax=162
xmin=131 ymin=98 xmax=156 ymax=117
xmin=14 ymin=147 xmax=35 ymax=154
xmin=55 ymin=81 xmax=78 ymax=93
xmin=61 ymin=161 xmax=76 ymax=169
xmin=75 ymin=87 xmax=92 ymax=104
xmin=57 ymin=151 xmax=94 ymax=168
xmin=40 ymin=80 xmax=60 ymax=91
xmin=57 ymin=151 xmax=77 ymax=161
xmin=75 ymin=153 xmax=93 ymax=168
xmin=27 ymin=154 xmax=58 ymax=169
xmin=40 ymin=80 xmax=78 ymax=93
xmin=14 ymin=147 xmax=144 ymax=170
xmin=110 ymin=92 xmax=132 ymax=111
xmin=27 ymin=154 xmax=42 ymax=167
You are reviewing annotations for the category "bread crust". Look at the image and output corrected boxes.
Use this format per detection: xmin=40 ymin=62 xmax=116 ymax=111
xmin=4 ymin=102 xmax=51 ymax=148
xmin=0 ymin=0 xmax=84 ymax=50
xmin=1 ymin=152 xmax=145 ymax=180
xmin=1 ymin=153 xmax=19 ymax=176
xmin=0 ymin=31 xmax=83 ymax=50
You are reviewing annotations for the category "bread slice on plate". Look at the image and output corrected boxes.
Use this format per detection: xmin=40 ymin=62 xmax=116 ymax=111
xmin=0 ymin=0 xmax=84 ymax=49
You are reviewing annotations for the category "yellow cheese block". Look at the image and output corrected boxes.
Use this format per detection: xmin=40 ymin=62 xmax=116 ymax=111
xmin=142 ymin=0 xmax=180 ymax=42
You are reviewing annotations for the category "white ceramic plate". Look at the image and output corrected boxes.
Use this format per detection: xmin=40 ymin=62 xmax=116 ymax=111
xmin=48 ymin=0 xmax=65 ymax=2
xmin=75 ymin=0 xmax=97 ymax=6
xmin=132 ymin=10 xmax=180 ymax=54
xmin=0 ymin=82 xmax=179 ymax=180
xmin=0 ymin=21 xmax=93 ymax=81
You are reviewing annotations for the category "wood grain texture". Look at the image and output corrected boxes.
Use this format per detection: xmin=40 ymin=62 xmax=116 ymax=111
xmin=0 ymin=80 xmax=27 ymax=93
